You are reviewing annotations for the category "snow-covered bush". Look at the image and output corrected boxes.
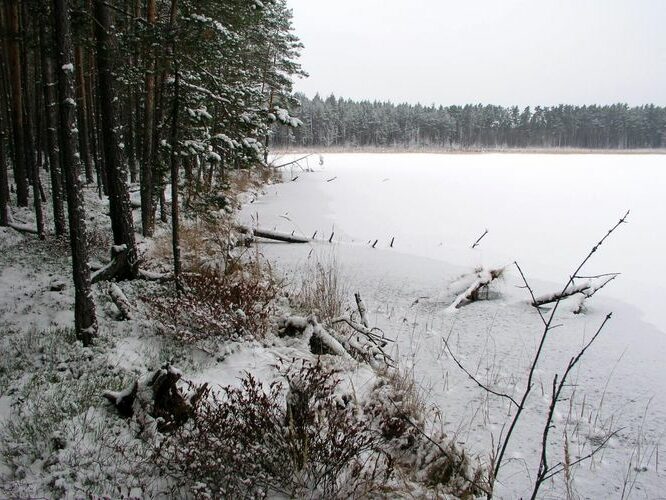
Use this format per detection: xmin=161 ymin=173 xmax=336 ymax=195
xmin=157 ymin=359 xmax=392 ymax=498
xmin=145 ymin=269 xmax=278 ymax=344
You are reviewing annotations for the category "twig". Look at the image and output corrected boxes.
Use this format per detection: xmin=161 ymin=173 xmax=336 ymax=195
xmin=271 ymin=154 xmax=313 ymax=169
xmin=471 ymin=229 xmax=489 ymax=249
xmin=442 ymin=337 xmax=519 ymax=407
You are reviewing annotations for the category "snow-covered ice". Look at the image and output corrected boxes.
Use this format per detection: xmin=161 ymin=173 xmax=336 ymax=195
xmin=241 ymin=152 xmax=666 ymax=499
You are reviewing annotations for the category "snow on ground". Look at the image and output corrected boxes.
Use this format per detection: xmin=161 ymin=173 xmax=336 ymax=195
xmin=241 ymin=153 xmax=666 ymax=498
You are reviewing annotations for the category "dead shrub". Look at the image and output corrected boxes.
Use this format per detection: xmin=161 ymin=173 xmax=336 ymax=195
xmin=158 ymin=360 xmax=391 ymax=498
xmin=145 ymin=269 xmax=277 ymax=344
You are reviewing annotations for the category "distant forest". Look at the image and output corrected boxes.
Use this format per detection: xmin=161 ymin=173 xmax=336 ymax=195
xmin=272 ymin=93 xmax=666 ymax=150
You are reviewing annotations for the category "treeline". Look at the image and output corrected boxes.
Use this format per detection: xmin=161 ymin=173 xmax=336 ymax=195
xmin=0 ymin=0 xmax=302 ymax=341
xmin=272 ymin=93 xmax=666 ymax=150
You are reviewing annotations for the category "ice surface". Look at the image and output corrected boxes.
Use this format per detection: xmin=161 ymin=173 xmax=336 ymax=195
xmin=241 ymin=152 xmax=666 ymax=499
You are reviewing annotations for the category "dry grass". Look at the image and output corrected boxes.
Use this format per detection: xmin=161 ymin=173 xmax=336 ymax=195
xmin=293 ymin=253 xmax=347 ymax=322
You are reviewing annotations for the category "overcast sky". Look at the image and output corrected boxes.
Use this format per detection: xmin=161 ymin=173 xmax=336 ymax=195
xmin=287 ymin=0 xmax=666 ymax=107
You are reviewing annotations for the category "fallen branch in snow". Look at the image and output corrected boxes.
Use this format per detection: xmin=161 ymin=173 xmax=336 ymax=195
xmin=235 ymin=224 xmax=310 ymax=243
xmin=354 ymin=292 xmax=369 ymax=328
xmin=531 ymin=274 xmax=619 ymax=308
xmin=471 ymin=229 xmax=488 ymax=249
xmin=8 ymin=222 xmax=39 ymax=235
xmin=447 ymin=267 xmax=504 ymax=311
xmin=270 ymin=154 xmax=314 ymax=169
xmin=108 ymin=283 xmax=133 ymax=320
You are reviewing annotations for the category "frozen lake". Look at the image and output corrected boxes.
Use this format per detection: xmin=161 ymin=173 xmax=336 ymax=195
xmin=259 ymin=153 xmax=666 ymax=333
xmin=242 ymin=153 xmax=666 ymax=498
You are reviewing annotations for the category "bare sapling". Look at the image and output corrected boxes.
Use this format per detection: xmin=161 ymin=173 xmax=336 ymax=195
xmin=446 ymin=210 xmax=629 ymax=498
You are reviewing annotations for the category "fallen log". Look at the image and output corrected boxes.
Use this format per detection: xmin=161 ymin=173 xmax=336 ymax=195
xmin=532 ymin=274 xmax=618 ymax=308
xmin=8 ymin=222 xmax=38 ymax=235
xmin=447 ymin=267 xmax=504 ymax=311
xmin=236 ymin=224 xmax=310 ymax=243
xmin=109 ymin=283 xmax=133 ymax=320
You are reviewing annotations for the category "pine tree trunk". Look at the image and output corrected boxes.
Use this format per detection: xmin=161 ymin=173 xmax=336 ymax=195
xmin=140 ymin=0 xmax=156 ymax=236
xmin=52 ymin=0 xmax=97 ymax=344
xmin=92 ymin=0 xmax=138 ymax=279
xmin=170 ymin=67 xmax=181 ymax=288
xmin=0 ymin=108 xmax=9 ymax=226
xmin=39 ymin=12 xmax=66 ymax=236
xmin=75 ymin=45 xmax=94 ymax=184
xmin=5 ymin=0 xmax=29 ymax=206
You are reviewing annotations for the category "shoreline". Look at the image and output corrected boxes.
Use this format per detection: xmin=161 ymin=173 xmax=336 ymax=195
xmin=273 ymin=147 xmax=666 ymax=155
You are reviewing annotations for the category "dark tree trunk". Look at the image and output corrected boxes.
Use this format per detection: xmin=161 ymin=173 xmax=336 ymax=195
xmin=52 ymin=0 xmax=97 ymax=344
xmin=75 ymin=45 xmax=94 ymax=184
xmin=140 ymin=0 xmax=156 ymax=236
xmin=0 ymin=108 xmax=9 ymax=225
xmin=170 ymin=67 xmax=181 ymax=288
xmin=39 ymin=12 xmax=67 ymax=236
xmin=6 ymin=0 xmax=29 ymax=206
xmin=92 ymin=0 xmax=138 ymax=279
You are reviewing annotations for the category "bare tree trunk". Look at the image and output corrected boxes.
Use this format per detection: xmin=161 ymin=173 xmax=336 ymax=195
xmin=52 ymin=0 xmax=97 ymax=344
xmin=170 ymin=67 xmax=181 ymax=288
xmin=6 ymin=0 xmax=29 ymax=206
xmin=75 ymin=45 xmax=94 ymax=184
xmin=140 ymin=0 xmax=156 ymax=236
xmin=39 ymin=11 xmax=66 ymax=236
xmin=92 ymin=0 xmax=138 ymax=279
xmin=0 ymin=109 xmax=9 ymax=225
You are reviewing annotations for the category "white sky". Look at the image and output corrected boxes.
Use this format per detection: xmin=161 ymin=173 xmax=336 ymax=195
xmin=287 ymin=0 xmax=666 ymax=107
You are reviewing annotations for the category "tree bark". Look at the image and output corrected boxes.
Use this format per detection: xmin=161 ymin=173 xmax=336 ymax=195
xmin=92 ymin=0 xmax=138 ymax=279
xmin=75 ymin=44 xmax=94 ymax=184
xmin=170 ymin=67 xmax=182 ymax=288
xmin=52 ymin=0 xmax=97 ymax=344
xmin=0 ymin=108 xmax=9 ymax=226
xmin=140 ymin=0 xmax=156 ymax=236
xmin=39 ymin=13 xmax=67 ymax=236
xmin=5 ymin=0 xmax=29 ymax=206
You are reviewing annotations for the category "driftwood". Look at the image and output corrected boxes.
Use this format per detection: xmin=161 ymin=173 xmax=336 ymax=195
xmin=447 ymin=267 xmax=504 ymax=311
xmin=354 ymin=292 xmax=369 ymax=328
xmin=471 ymin=229 xmax=488 ymax=249
xmin=532 ymin=274 xmax=618 ymax=309
xmin=109 ymin=283 xmax=133 ymax=320
xmin=236 ymin=224 xmax=310 ymax=243
xmin=278 ymin=315 xmax=352 ymax=358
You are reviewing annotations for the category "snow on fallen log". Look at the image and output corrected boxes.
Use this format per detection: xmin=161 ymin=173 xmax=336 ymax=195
xmin=532 ymin=274 xmax=618 ymax=309
xmin=91 ymin=245 xmax=128 ymax=284
xmin=278 ymin=314 xmax=352 ymax=359
xmin=235 ymin=224 xmax=310 ymax=244
xmin=109 ymin=283 xmax=133 ymax=320
xmin=8 ymin=222 xmax=38 ymax=235
xmin=446 ymin=267 xmax=504 ymax=312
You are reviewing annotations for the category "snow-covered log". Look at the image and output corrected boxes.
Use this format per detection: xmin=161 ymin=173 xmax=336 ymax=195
xmin=8 ymin=222 xmax=39 ymax=235
xmin=532 ymin=274 xmax=618 ymax=308
xmin=236 ymin=224 xmax=310 ymax=243
xmin=109 ymin=283 xmax=132 ymax=320
xmin=103 ymin=364 xmax=199 ymax=432
xmin=447 ymin=267 xmax=504 ymax=311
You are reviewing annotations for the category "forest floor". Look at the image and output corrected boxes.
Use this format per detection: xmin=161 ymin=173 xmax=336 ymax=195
xmin=0 ymin=170 xmax=486 ymax=498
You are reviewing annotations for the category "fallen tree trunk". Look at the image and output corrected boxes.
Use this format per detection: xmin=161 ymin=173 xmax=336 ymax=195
xmin=8 ymin=222 xmax=39 ymax=235
xmin=109 ymin=283 xmax=132 ymax=320
xmin=532 ymin=274 xmax=618 ymax=308
xmin=236 ymin=224 xmax=310 ymax=244
xmin=447 ymin=267 xmax=504 ymax=311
